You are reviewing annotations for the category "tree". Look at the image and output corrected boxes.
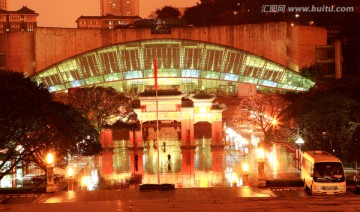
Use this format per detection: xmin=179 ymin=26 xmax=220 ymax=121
xmin=0 ymin=70 xmax=101 ymax=181
xmin=284 ymin=92 xmax=359 ymax=161
xmin=156 ymin=6 xmax=181 ymax=19
xmin=231 ymin=94 xmax=290 ymax=141
xmin=67 ymin=87 xmax=133 ymax=132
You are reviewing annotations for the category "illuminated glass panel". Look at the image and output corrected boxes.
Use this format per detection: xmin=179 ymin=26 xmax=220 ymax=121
xmin=57 ymin=60 xmax=81 ymax=83
xmin=204 ymin=49 xmax=223 ymax=71
xmin=121 ymin=49 xmax=140 ymax=71
xmin=201 ymin=71 xmax=219 ymax=79
xmin=84 ymin=76 xmax=104 ymax=84
xmin=104 ymin=73 xmax=123 ymax=81
xmin=124 ymin=70 xmax=143 ymax=79
xmin=184 ymin=48 xmax=203 ymax=70
xmin=182 ymin=69 xmax=200 ymax=78
xmin=158 ymin=69 xmax=181 ymax=78
xmin=258 ymin=79 xmax=277 ymax=87
xmin=98 ymin=50 xmax=121 ymax=74
xmin=33 ymin=39 xmax=314 ymax=92
xmin=70 ymin=80 xmax=85 ymax=87
xmin=220 ymin=73 xmax=239 ymax=81
xmin=245 ymin=55 xmax=265 ymax=68
xmin=224 ymin=51 xmax=245 ymax=74
xmin=243 ymin=66 xmax=263 ymax=78
xmin=240 ymin=76 xmax=259 ymax=84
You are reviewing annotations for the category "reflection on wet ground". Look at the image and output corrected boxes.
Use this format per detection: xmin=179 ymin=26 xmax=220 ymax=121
xmin=0 ymin=126 xmax=300 ymax=191
xmin=71 ymin=131 xmax=300 ymax=191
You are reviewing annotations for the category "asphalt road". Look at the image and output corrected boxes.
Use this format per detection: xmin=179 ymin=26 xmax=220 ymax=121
xmin=1 ymin=186 xmax=359 ymax=204
xmin=1 ymin=192 xmax=360 ymax=212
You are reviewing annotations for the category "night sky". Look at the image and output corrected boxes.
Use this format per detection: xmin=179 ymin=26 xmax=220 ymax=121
xmin=8 ymin=0 xmax=198 ymax=28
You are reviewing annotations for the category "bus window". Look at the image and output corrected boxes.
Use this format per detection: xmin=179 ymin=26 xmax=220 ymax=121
xmin=313 ymin=162 xmax=345 ymax=182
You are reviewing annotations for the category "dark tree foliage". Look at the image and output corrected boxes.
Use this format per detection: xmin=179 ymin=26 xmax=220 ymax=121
xmin=348 ymin=125 xmax=360 ymax=164
xmin=183 ymin=0 xmax=360 ymax=26
xmin=67 ymin=87 xmax=133 ymax=132
xmin=0 ymin=70 xmax=101 ymax=180
xmin=156 ymin=6 xmax=181 ymax=19
xmin=284 ymin=91 xmax=358 ymax=162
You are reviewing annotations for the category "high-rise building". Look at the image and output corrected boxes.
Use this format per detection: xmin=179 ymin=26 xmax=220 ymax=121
xmin=100 ymin=0 xmax=139 ymax=17
xmin=0 ymin=0 xmax=7 ymax=10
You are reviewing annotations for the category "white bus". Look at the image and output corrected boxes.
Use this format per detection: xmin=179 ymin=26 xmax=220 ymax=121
xmin=301 ymin=150 xmax=346 ymax=195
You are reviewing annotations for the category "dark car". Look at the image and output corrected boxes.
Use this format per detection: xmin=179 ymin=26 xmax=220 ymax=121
xmin=354 ymin=172 xmax=360 ymax=193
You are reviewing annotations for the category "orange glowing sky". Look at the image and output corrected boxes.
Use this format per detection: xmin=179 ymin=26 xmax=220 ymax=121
xmin=9 ymin=0 xmax=198 ymax=28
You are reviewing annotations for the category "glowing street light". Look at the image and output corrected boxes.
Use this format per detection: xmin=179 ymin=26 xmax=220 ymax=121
xmin=296 ymin=137 xmax=305 ymax=146
xmin=257 ymin=148 xmax=266 ymax=187
xmin=271 ymin=118 xmax=278 ymax=126
xmin=295 ymin=135 xmax=305 ymax=170
xmin=257 ymin=148 xmax=265 ymax=161
xmin=242 ymin=163 xmax=249 ymax=186
xmin=67 ymin=167 xmax=74 ymax=191
xmin=46 ymin=153 xmax=54 ymax=164
xmin=231 ymin=172 xmax=238 ymax=187
xmin=46 ymin=152 xmax=55 ymax=193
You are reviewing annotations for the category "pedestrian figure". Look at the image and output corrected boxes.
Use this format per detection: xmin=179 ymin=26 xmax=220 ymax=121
xmin=168 ymin=163 xmax=171 ymax=172
xmin=167 ymin=154 xmax=171 ymax=164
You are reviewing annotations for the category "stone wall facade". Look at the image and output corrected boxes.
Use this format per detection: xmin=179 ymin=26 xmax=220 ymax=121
xmin=0 ymin=22 xmax=327 ymax=75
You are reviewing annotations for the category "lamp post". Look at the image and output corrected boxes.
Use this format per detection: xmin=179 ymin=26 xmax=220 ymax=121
xmin=46 ymin=152 xmax=55 ymax=193
xmin=296 ymin=136 xmax=304 ymax=170
xmin=257 ymin=148 xmax=266 ymax=187
xmin=242 ymin=162 xmax=249 ymax=186
xmin=67 ymin=167 xmax=74 ymax=191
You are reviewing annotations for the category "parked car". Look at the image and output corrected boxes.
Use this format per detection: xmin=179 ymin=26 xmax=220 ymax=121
xmin=354 ymin=172 xmax=360 ymax=193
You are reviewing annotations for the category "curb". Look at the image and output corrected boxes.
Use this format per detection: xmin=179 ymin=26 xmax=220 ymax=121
xmin=139 ymin=184 xmax=175 ymax=191
xmin=266 ymin=179 xmax=303 ymax=187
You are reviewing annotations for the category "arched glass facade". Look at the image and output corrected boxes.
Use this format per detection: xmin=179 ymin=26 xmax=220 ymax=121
xmin=32 ymin=39 xmax=315 ymax=94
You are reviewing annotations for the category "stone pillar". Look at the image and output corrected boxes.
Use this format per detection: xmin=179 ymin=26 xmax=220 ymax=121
xmin=181 ymin=149 xmax=195 ymax=176
xmin=211 ymin=121 xmax=223 ymax=146
xmin=46 ymin=165 xmax=55 ymax=193
xmin=129 ymin=150 xmax=144 ymax=176
xmin=211 ymin=148 xmax=223 ymax=186
xmin=101 ymin=149 xmax=114 ymax=176
xmin=129 ymin=128 xmax=143 ymax=149
xmin=334 ymin=39 xmax=342 ymax=79
xmin=180 ymin=108 xmax=194 ymax=147
xmin=100 ymin=129 xmax=113 ymax=149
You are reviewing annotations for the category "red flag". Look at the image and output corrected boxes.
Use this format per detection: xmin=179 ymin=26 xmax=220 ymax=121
xmin=153 ymin=56 xmax=158 ymax=90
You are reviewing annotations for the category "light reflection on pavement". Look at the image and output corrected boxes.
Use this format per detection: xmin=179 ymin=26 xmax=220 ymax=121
xmin=66 ymin=127 xmax=300 ymax=192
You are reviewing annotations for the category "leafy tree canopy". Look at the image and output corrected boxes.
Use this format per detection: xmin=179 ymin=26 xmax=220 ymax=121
xmin=156 ymin=6 xmax=181 ymax=19
xmin=284 ymin=91 xmax=359 ymax=161
xmin=67 ymin=87 xmax=134 ymax=132
xmin=0 ymin=70 xmax=101 ymax=180
xmin=231 ymin=94 xmax=290 ymax=142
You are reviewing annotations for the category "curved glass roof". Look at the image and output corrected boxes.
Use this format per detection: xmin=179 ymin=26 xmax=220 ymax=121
xmin=32 ymin=39 xmax=315 ymax=92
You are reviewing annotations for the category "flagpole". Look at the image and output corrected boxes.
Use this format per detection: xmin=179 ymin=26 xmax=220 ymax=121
xmin=156 ymin=85 xmax=159 ymax=184
xmin=154 ymin=56 xmax=160 ymax=184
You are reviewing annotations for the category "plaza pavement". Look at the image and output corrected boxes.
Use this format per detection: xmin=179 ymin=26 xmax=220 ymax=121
xmin=1 ymin=140 xmax=359 ymax=211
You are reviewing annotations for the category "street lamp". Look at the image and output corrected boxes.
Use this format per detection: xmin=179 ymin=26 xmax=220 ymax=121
xmin=271 ymin=118 xmax=278 ymax=127
xmin=242 ymin=162 xmax=249 ymax=186
xmin=46 ymin=152 xmax=55 ymax=193
xmin=296 ymin=136 xmax=305 ymax=170
xmin=67 ymin=167 xmax=74 ymax=191
xmin=231 ymin=172 xmax=238 ymax=187
xmin=257 ymin=148 xmax=266 ymax=187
